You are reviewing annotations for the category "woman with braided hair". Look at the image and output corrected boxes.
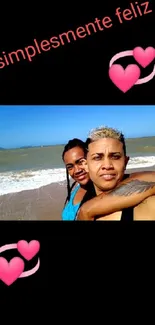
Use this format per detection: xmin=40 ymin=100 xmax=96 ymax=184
xmin=62 ymin=138 xmax=94 ymax=220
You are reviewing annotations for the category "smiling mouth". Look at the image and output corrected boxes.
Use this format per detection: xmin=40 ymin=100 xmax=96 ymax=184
xmin=100 ymin=174 xmax=116 ymax=180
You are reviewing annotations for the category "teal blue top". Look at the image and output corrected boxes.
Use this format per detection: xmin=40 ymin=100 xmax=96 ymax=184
xmin=62 ymin=185 xmax=80 ymax=221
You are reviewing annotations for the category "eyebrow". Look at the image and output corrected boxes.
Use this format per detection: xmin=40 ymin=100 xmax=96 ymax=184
xmin=66 ymin=156 xmax=85 ymax=166
xmin=91 ymin=152 xmax=122 ymax=156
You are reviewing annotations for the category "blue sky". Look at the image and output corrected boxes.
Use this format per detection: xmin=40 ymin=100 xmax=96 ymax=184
xmin=0 ymin=105 xmax=155 ymax=148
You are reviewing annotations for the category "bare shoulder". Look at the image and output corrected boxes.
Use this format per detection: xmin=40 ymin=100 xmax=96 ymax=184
xmin=134 ymin=195 xmax=155 ymax=220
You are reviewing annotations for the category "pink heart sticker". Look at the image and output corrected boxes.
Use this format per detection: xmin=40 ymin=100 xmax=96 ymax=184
xmin=17 ymin=240 xmax=40 ymax=261
xmin=0 ymin=257 xmax=24 ymax=286
xmin=109 ymin=64 xmax=140 ymax=93
xmin=133 ymin=46 xmax=155 ymax=68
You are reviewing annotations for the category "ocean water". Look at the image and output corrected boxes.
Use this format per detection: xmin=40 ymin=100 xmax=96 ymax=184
xmin=0 ymin=137 xmax=155 ymax=196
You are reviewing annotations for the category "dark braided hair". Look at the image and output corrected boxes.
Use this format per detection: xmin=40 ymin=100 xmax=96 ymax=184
xmin=62 ymin=138 xmax=88 ymax=206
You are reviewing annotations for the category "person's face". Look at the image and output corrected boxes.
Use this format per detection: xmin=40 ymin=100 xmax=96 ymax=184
xmin=86 ymin=138 xmax=129 ymax=194
xmin=63 ymin=146 xmax=90 ymax=186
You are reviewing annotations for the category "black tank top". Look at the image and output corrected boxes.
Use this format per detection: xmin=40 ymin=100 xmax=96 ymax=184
xmin=120 ymin=174 xmax=134 ymax=221
xmin=121 ymin=207 xmax=133 ymax=221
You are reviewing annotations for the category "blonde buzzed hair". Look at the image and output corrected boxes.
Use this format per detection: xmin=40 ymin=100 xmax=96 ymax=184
xmin=86 ymin=126 xmax=126 ymax=155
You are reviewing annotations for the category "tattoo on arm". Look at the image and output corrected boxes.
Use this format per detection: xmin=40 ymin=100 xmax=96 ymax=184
xmin=109 ymin=180 xmax=155 ymax=196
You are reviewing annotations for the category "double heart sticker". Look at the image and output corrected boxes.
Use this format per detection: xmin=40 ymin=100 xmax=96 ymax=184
xmin=0 ymin=240 xmax=40 ymax=286
xmin=109 ymin=46 xmax=155 ymax=93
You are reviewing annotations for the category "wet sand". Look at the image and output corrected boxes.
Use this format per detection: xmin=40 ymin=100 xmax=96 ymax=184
xmin=0 ymin=166 xmax=155 ymax=220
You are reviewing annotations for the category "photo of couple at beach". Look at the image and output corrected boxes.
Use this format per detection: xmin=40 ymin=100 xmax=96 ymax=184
xmin=0 ymin=105 xmax=155 ymax=221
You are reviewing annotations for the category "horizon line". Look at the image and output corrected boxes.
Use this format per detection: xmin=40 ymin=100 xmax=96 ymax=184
xmin=1 ymin=135 xmax=155 ymax=150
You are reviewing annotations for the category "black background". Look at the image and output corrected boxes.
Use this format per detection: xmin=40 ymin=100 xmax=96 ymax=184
xmin=0 ymin=0 xmax=154 ymax=104
xmin=0 ymin=0 xmax=155 ymax=290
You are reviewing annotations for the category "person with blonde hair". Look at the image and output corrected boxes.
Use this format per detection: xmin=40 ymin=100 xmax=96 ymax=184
xmin=77 ymin=126 xmax=155 ymax=221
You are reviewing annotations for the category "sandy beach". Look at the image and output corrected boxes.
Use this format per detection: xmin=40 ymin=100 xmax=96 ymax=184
xmin=0 ymin=181 xmax=67 ymax=220
xmin=0 ymin=166 xmax=155 ymax=220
